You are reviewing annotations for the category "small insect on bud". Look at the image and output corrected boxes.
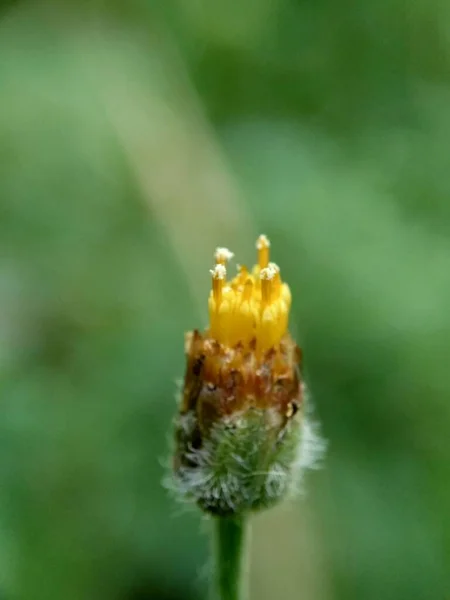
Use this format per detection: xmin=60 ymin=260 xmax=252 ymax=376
xmin=172 ymin=236 xmax=321 ymax=516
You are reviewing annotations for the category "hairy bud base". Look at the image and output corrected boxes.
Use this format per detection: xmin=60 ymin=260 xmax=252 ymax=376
xmin=173 ymin=331 xmax=305 ymax=516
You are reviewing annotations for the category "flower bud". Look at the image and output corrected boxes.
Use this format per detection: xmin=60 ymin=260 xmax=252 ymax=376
xmin=172 ymin=236 xmax=321 ymax=516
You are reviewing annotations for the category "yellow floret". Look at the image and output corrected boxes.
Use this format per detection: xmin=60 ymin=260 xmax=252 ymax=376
xmin=208 ymin=236 xmax=291 ymax=353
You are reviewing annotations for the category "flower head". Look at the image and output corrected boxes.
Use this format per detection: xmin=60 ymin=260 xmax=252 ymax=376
xmin=172 ymin=235 xmax=321 ymax=516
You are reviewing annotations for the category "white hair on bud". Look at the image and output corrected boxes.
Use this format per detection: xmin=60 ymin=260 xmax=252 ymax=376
xmin=287 ymin=386 xmax=327 ymax=498
xmin=168 ymin=383 xmax=326 ymax=515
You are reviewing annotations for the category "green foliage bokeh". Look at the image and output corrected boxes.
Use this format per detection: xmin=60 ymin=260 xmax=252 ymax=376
xmin=0 ymin=1 xmax=448 ymax=599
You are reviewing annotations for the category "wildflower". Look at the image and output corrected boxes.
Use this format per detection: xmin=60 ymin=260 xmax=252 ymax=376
xmin=172 ymin=235 xmax=320 ymax=516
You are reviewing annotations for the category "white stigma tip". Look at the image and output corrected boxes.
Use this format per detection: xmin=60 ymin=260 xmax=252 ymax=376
xmin=256 ymin=234 xmax=270 ymax=250
xmin=210 ymin=264 xmax=227 ymax=279
xmin=268 ymin=262 xmax=280 ymax=273
xmin=260 ymin=266 xmax=276 ymax=280
xmin=215 ymin=247 xmax=234 ymax=262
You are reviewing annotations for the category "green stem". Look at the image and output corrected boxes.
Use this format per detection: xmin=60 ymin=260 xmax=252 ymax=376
xmin=213 ymin=515 xmax=250 ymax=600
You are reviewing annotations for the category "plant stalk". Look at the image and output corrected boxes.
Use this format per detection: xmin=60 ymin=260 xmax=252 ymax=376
xmin=213 ymin=515 xmax=250 ymax=600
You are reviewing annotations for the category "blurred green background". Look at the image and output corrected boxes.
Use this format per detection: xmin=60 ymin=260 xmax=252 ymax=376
xmin=0 ymin=0 xmax=449 ymax=598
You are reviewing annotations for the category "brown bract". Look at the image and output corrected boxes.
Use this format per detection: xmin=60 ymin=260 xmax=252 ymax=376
xmin=182 ymin=329 xmax=304 ymax=431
